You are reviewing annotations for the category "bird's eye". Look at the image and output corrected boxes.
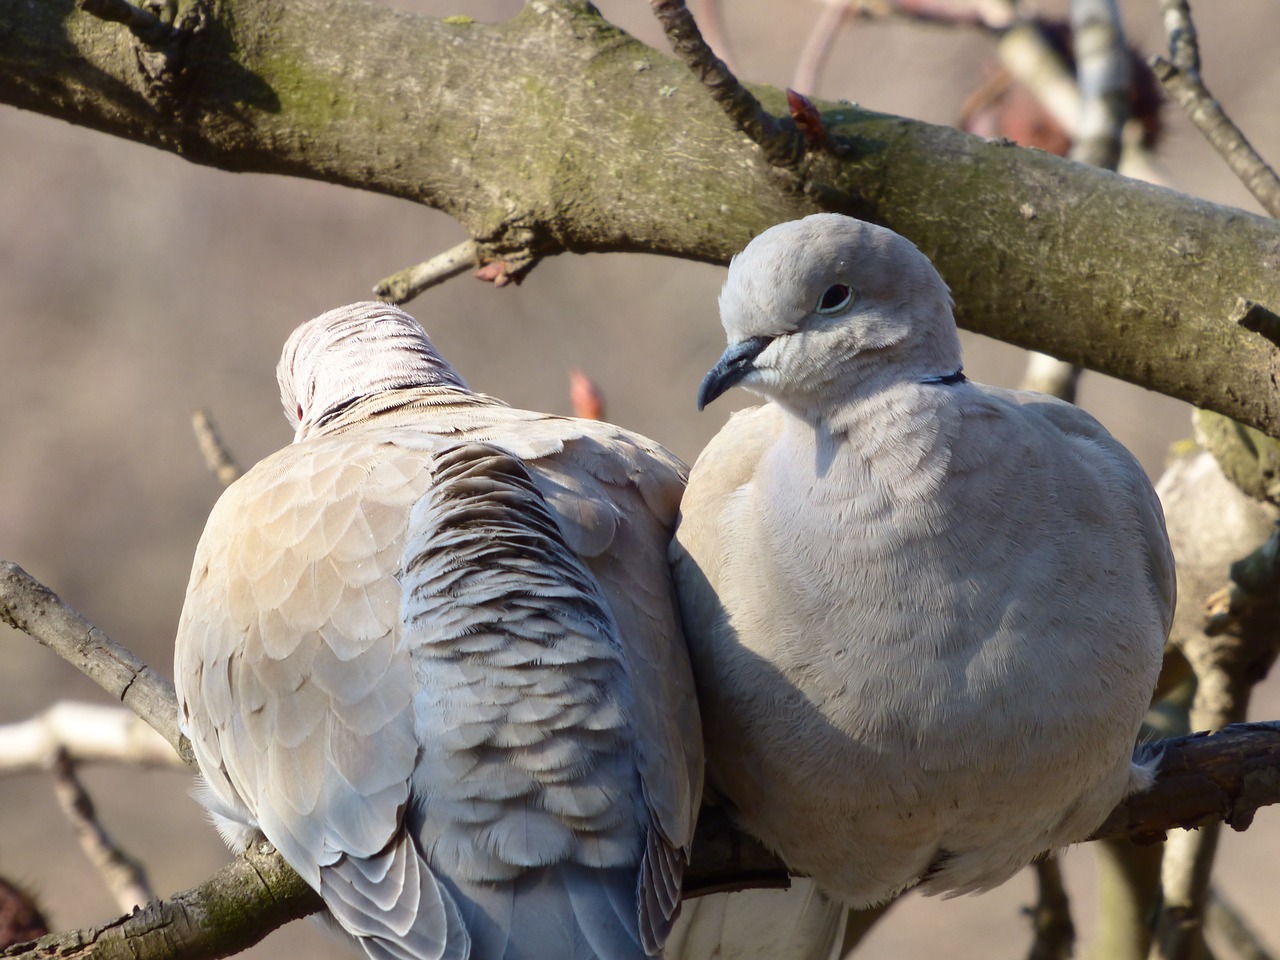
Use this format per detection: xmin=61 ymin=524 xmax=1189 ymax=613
xmin=816 ymin=284 xmax=854 ymax=314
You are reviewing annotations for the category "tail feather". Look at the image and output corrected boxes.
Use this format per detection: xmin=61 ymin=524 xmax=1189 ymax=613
xmin=441 ymin=863 xmax=649 ymax=960
xmin=321 ymin=835 xmax=469 ymax=960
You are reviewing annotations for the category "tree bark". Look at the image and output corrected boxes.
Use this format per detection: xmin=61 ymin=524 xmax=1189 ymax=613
xmin=4 ymin=0 xmax=1280 ymax=434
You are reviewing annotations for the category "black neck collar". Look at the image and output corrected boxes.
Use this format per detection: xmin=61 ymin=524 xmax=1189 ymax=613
xmin=919 ymin=368 xmax=967 ymax=386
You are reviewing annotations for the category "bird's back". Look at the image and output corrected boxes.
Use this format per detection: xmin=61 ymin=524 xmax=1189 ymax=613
xmin=177 ymin=385 xmax=701 ymax=960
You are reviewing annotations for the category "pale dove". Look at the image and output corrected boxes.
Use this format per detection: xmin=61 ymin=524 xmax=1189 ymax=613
xmin=175 ymin=302 xmax=702 ymax=960
xmin=671 ymin=214 xmax=1175 ymax=906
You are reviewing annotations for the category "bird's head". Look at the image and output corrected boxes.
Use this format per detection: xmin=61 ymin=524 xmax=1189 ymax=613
xmin=698 ymin=214 xmax=963 ymax=415
xmin=278 ymin=301 xmax=469 ymax=441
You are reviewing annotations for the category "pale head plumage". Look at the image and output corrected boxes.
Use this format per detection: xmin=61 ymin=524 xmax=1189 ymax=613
xmin=701 ymin=214 xmax=963 ymax=416
xmin=278 ymin=302 xmax=470 ymax=440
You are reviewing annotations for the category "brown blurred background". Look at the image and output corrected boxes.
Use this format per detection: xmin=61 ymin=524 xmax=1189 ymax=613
xmin=2 ymin=0 xmax=1279 ymax=956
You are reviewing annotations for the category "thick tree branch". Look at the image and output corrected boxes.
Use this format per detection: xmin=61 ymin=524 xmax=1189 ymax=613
xmin=1 ymin=842 xmax=323 ymax=960
xmin=5 ymin=0 xmax=1280 ymax=434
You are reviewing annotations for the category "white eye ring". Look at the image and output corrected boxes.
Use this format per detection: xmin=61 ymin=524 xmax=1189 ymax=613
xmin=816 ymin=284 xmax=854 ymax=314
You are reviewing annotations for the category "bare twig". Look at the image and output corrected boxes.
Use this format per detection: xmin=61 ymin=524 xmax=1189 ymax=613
xmin=1069 ymin=0 xmax=1128 ymax=171
xmin=52 ymin=750 xmax=154 ymax=912
xmin=793 ymin=0 xmax=853 ymax=96
xmin=648 ymin=0 xmax=805 ymax=169
xmin=1150 ymin=3 xmax=1280 ymax=218
xmin=1159 ymin=0 xmax=1199 ymax=79
xmin=692 ymin=0 xmax=735 ymax=72
xmin=1207 ymin=888 xmax=1276 ymax=960
xmin=1025 ymin=858 xmax=1075 ymax=960
xmin=855 ymin=0 xmax=1010 ymax=28
xmin=373 ymin=240 xmax=478 ymax=305
xmin=190 ymin=410 xmax=243 ymax=487
xmin=0 ymin=702 xmax=181 ymax=774
xmin=0 ymin=562 xmax=190 ymax=764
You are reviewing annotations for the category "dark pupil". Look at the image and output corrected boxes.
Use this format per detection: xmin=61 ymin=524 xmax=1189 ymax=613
xmin=820 ymin=284 xmax=849 ymax=310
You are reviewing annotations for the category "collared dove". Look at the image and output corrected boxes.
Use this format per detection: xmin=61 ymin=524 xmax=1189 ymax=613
xmin=671 ymin=214 xmax=1175 ymax=906
xmin=174 ymin=302 xmax=702 ymax=960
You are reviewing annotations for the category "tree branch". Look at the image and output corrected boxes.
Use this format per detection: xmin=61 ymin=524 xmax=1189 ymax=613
xmin=648 ymin=0 xmax=805 ymax=170
xmin=5 ymin=0 xmax=1280 ymax=434
xmin=191 ymin=410 xmax=243 ymax=487
xmin=1 ymin=842 xmax=323 ymax=960
xmin=374 ymin=240 xmax=479 ymax=304
xmin=0 ymin=702 xmax=181 ymax=774
xmin=52 ymin=750 xmax=155 ymax=912
xmin=1150 ymin=1 xmax=1280 ymax=219
xmin=0 ymin=563 xmax=190 ymax=764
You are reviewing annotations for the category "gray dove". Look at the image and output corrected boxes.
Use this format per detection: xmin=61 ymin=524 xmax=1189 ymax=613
xmin=175 ymin=302 xmax=702 ymax=960
xmin=671 ymin=214 xmax=1175 ymax=906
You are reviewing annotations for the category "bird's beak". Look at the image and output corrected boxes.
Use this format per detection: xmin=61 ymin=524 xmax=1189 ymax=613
xmin=697 ymin=336 xmax=773 ymax=410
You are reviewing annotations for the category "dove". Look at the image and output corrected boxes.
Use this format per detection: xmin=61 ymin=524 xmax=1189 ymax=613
xmin=670 ymin=213 xmax=1175 ymax=906
xmin=174 ymin=302 xmax=702 ymax=960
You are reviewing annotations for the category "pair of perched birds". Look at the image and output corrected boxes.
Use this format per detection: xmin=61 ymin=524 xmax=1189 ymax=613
xmin=174 ymin=214 xmax=1174 ymax=960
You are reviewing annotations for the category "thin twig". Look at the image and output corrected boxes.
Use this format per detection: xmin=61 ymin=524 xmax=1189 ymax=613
xmin=0 ymin=702 xmax=182 ymax=774
xmin=1159 ymin=0 xmax=1199 ymax=80
xmin=1149 ymin=2 xmax=1280 ymax=218
xmin=793 ymin=0 xmax=853 ymax=96
xmin=373 ymin=240 xmax=478 ymax=305
xmin=52 ymin=750 xmax=155 ymax=912
xmin=0 ymin=561 xmax=190 ymax=764
xmin=191 ymin=409 xmax=243 ymax=487
xmin=692 ymin=0 xmax=735 ymax=72
xmin=1069 ymin=0 xmax=1128 ymax=171
xmin=1207 ymin=888 xmax=1276 ymax=960
xmin=648 ymin=0 xmax=804 ymax=170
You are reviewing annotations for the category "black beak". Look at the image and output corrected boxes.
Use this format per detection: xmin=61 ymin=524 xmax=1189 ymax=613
xmin=696 ymin=335 xmax=774 ymax=410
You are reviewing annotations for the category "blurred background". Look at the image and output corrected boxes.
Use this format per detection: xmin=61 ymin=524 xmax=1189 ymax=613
xmin=2 ymin=0 xmax=1279 ymax=956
